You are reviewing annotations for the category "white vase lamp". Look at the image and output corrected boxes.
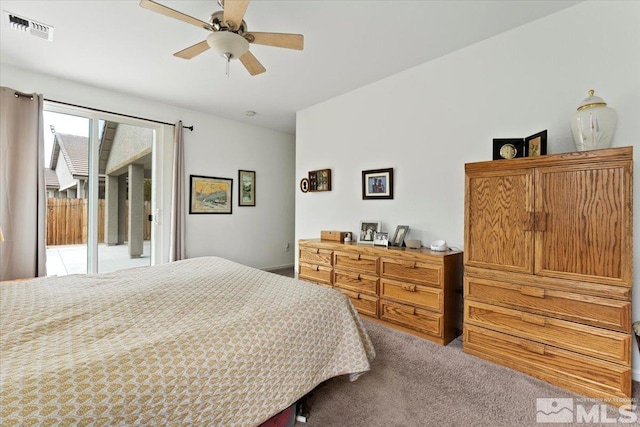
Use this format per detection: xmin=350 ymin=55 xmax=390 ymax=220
xmin=570 ymin=89 xmax=617 ymax=151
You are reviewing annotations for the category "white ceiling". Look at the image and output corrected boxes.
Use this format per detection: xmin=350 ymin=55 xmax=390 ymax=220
xmin=0 ymin=0 xmax=580 ymax=134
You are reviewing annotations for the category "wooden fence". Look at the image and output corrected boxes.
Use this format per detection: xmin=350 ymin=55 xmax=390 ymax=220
xmin=46 ymin=198 xmax=151 ymax=246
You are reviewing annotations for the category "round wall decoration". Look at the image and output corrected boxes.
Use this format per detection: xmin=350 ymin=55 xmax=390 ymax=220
xmin=300 ymin=177 xmax=310 ymax=193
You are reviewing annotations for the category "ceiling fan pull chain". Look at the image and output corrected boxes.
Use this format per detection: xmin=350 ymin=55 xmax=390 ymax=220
xmin=224 ymin=52 xmax=232 ymax=77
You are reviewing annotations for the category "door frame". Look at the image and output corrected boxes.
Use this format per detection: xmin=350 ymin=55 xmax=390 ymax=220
xmin=43 ymin=102 xmax=172 ymax=272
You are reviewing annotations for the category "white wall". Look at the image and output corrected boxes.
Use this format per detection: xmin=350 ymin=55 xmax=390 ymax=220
xmin=1 ymin=64 xmax=296 ymax=270
xmin=296 ymin=1 xmax=640 ymax=379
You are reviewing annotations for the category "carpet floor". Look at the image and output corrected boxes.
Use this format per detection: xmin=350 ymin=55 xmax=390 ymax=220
xmin=302 ymin=320 xmax=639 ymax=426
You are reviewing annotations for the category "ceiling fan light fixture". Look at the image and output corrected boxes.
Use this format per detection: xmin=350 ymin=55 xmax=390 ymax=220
xmin=206 ymin=31 xmax=249 ymax=60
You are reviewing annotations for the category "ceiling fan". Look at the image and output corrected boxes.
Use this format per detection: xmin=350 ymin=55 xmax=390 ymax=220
xmin=140 ymin=0 xmax=304 ymax=76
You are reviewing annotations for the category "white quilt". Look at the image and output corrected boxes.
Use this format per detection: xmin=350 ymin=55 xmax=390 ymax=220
xmin=1 ymin=256 xmax=375 ymax=426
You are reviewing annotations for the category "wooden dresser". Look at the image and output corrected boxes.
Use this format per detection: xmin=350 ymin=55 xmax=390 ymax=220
xmin=463 ymin=146 xmax=633 ymax=404
xmin=299 ymin=239 xmax=463 ymax=345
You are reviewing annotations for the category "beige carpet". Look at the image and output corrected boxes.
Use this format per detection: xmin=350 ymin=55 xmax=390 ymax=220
xmin=302 ymin=320 xmax=639 ymax=426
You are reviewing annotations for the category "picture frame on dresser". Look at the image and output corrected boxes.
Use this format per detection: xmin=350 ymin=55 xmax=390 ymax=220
xmin=524 ymin=130 xmax=547 ymax=157
xmin=373 ymin=232 xmax=389 ymax=247
xmin=359 ymin=221 xmax=381 ymax=243
xmin=390 ymin=225 xmax=409 ymax=247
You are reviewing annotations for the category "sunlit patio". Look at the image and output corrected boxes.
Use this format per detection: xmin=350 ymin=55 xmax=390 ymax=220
xmin=46 ymin=241 xmax=151 ymax=276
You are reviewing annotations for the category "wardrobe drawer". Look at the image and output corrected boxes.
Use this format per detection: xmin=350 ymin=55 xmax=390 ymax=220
xmin=338 ymin=288 xmax=378 ymax=317
xmin=298 ymin=262 xmax=332 ymax=286
xmin=380 ymin=278 xmax=443 ymax=312
xmin=334 ymin=251 xmax=378 ymax=275
xmin=380 ymin=300 xmax=443 ymax=338
xmin=464 ymin=300 xmax=631 ymax=364
xmin=464 ymin=324 xmax=632 ymax=401
xmin=334 ymin=270 xmax=378 ymax=296
xmin=464 ymin=277 xmax=630 ymax=332
xmin=299 ymin=247 xmax=333 ymax=267
xmin=381 ymin=257 xmax=442 ymax=287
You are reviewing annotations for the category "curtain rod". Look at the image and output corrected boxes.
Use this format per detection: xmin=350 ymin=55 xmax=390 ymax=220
xmin=13 ymin=91 xmax=194 ymax=131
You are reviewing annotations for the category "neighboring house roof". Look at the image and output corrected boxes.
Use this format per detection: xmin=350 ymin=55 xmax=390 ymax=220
xmin=49 ymin=133 xmax=88 ymax=177
xmin=44 ymin=168 xmax=59 ymax=189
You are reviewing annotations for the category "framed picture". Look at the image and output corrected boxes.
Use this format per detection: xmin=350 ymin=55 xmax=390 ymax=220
xmin=525 ymin=130 xmax=548 ymax=157
xmin=189 ymin=175 xmax=233 ymax=214
xmin=238 ymin=170 xmax=256 ymax=206
xmin=391 ymin=225 xmax=410 ymax=247
xmin=373 ymin=232 xmax=389 ymax=247
xmin=309 ymin=169 xmax=331 ymax=192
xmin=359 ymin=221 xmax=381 ymax=243
xmin=362 ymin=168 xmax=393 ymax=199
xmin=493 ymin=138 xmax=526 ymax=160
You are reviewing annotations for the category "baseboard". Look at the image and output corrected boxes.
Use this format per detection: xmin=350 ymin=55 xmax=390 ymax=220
xmin=263 ymin=263 xmax=295 ymax=272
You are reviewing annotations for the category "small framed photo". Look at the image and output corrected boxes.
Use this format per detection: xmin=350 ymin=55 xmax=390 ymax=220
xmin=189 ymin=175 xmax=233 ymax=214
xmin=359 ymin=221 xmax=381 ymax=243
xmin=390 ymin=225 xmax=410 ymax=247
xmin=525 ymin=130 xmax=547 ymax=157
xmin=362 ymin=168 xmax=393 ymax=199
xmin=492 ymin=138 xmax=526 ymax=160
xmin=238 ymin=170 xmax=255 ymax=207
xmin=309 ymin=169 xmax=331 ymax=192
xmin=373 ymin=232 xmax=389 ymax=247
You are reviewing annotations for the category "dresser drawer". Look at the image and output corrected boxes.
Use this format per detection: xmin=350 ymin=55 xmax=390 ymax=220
xmin=380 ymin=278 xmax=443 ymax=312
xmin=464 ymin=300 xmax=631 ymax=364
xmin=299 ymin=247 xmax=333 ymax=266
xmin=338 ymin=288 xmax=378 ymax=317
xmin=334 ymin=251 xmax=378 ymax=275
xmin=380 ymin=300 xmax=443 ymax=338
xmin=464 ymin=277 xmax=630 ymax=332
xmin=464 ymin=324 xmax=632 ymax=401
xmin=298 ymin=262 xmax=332 ymax=286
xmin=381 ymin=257 xmax=443 ymax=287
xmin=334 ymin=270 xmax=378 ymax=296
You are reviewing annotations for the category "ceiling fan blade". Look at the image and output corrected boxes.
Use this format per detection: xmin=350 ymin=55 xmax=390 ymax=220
xmin=174 ymin=40 xmax=210 ymax=59
xmin=239 ymin=51 xmax=266 ymax=76
xmin=246 ymin=32 xmax=304 ymax=50
xmin=140 ymin=0 xmax=209 ymax=29
xmin=223 ymin=0 xmax=250 ymax=30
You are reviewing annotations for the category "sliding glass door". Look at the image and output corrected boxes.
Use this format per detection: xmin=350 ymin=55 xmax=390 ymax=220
xmin=43 ymin=106 xmax=156 ymax=275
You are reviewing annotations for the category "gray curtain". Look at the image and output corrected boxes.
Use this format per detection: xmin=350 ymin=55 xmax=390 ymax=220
xmin=0 ymin=87 xmax=47 ymax=280
xmin=169 ymin=121 xmax=185 ymax=261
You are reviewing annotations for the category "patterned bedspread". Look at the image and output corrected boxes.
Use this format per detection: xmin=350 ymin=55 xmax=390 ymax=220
xmin=1 ymin=257 xmax=375 ymax=426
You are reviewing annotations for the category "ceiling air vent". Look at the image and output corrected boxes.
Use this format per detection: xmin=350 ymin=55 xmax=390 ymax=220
xmin=3 ymin=10 xmax=54 ymax=41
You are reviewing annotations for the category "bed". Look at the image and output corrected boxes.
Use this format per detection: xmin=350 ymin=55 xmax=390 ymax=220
xmin=0 ymin=256 xmax=375 ymax=426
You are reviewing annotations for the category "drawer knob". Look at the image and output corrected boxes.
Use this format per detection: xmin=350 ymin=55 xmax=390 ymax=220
xmin=315 ymin=248 xmax=320 ymax=254
xmin=349 ymin=254 xmax=361 ymax=261
xmin=314 ymin=265 xmax=320 ymax=271
xmin=521 ymin=313 xmax=547 ymax=327
xmin=520 ymin=341 xmax=546 ymax=355
xmin=520 ymin=286 xmax=545 ymax=298
xmin=402 ymin=284 xmax=417 ymax=292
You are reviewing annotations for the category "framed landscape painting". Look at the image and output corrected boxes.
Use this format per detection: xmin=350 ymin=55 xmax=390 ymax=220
xmin=238 ymin=170 xmax=256 ymax=207
xmin=189 ymin=175 xmax=233 ymax=214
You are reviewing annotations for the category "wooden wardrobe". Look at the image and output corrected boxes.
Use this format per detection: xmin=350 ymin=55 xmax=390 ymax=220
xmin=463 ymin=146 xmax=633 ymax=405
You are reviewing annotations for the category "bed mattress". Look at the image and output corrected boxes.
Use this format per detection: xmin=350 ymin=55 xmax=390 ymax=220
xmin=0 ymin=256 xmax=375 ymax=426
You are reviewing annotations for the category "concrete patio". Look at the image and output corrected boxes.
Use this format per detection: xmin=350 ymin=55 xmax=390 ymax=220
xmin=46 ymin=241 xmax=151 ymax=276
